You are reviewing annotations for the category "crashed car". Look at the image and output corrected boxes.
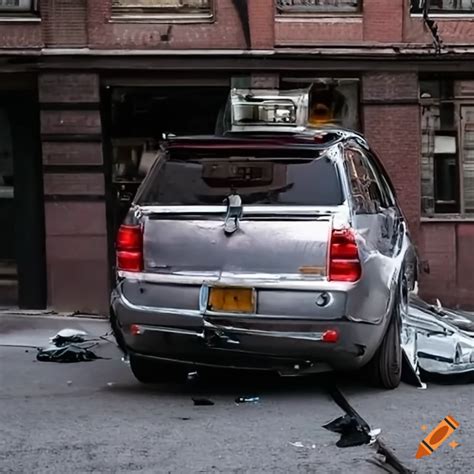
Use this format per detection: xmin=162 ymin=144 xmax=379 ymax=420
xmin=110 ymin=129 xmax=418 ymax=389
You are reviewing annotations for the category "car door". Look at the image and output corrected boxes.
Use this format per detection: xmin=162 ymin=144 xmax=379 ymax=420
xmin=344 ymin=144 xmax=395 ymax=258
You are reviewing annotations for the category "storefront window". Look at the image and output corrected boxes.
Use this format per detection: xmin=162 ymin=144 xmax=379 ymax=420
xmin=411 ymin=0 xmax=474 ymax=14
xmin=112 ymin=0 xmax=212 ymax=18
xmin=276 ymin=0 xmax=360 ymax=14
xmin=420 ymin=79 xmax=474 ymax=217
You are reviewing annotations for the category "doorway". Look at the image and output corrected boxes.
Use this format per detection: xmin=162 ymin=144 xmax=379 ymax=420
xmin=0 ymin=89 xmax=46 ymax=309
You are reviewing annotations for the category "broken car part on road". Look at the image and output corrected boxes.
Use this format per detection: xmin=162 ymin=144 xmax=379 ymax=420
xmin=401 ymin=296 xmax=474 ymax=384
xmin=36 ymin=328 xmax=109 ymax=363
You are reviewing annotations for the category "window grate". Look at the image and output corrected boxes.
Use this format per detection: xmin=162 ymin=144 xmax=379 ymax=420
xmin=112 ymin=0 xmax=211 ymax=15
xmin=276 ymin=0 xmax=360 ymax=14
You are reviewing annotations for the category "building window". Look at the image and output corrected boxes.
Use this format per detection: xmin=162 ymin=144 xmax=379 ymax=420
xmin=420 ymin=79 xmax=474 ymax=217
xmin=411 ymin=1 xmax=474 ymax=14
xmin=276 ymin=0 xmax=360 ymax=14
xmin=0 ymin=0 xmax=38 ymax=15
xmin=112 ymin=0 xmax=212 ymax=19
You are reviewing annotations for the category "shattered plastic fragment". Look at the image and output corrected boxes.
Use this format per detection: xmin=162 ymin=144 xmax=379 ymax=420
xmin=187 ymin=371 xmax=199 ymax=382
xmin=235 ymin=396 xmax=260 ymax=404
xmin=50 ymin=329 xmax=88 ymax=347
xmin=323 ymin=414 xmax=371 ymax=448
xmin=37 ymin=344 xmax=100 ymax=363
xmin=192 ymin=398 xmax=215 ymax=406
xmin=289 ymin=441 xmax=304 ymax=448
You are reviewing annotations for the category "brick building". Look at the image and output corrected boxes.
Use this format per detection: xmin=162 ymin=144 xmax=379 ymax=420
xmin=0 ymin=0 xmax=473 ymax=313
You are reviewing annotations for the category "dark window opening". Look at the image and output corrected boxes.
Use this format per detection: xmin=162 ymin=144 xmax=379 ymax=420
xmin=434 ymin=152 xmax=460 ymax=213
xmin=138 ymin=152 xmax=344 ymax=207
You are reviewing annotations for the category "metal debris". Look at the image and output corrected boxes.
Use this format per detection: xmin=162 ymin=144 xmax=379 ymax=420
xmin=326 ymin=386 xmax=414 ymax=473
xmin=401 ymin=296 xmax=474 ymax=382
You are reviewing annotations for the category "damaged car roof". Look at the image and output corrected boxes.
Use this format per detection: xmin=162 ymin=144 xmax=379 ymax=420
xmin=164 ymin=128 xmax=366 ymax=152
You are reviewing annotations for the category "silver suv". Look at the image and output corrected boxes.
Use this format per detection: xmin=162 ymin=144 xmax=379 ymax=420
xmin=110 ymin=129 xmax=417 ymax=389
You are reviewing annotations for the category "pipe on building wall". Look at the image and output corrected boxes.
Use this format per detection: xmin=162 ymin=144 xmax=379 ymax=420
xmin=231 ymin=0 xmax=251 ymax=49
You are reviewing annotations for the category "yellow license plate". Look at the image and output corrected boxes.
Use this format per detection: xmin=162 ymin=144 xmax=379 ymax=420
xmin=208 ymin=287 xmax=255 ymax=313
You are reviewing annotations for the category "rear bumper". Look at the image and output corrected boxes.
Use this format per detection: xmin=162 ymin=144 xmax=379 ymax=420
xmin=111 ymin=287 xmax=388 ymax=374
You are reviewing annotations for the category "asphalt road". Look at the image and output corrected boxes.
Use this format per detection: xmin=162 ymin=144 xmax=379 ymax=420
xmin=0 ymin=315 xmax=472 ymax=474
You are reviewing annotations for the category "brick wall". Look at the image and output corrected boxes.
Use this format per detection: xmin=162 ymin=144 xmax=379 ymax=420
xmin=248 ymin=0 xmax=274 ymax=49
xmin=39 ymin=73 xmax=109 ymax=314
xmin=420 ymin=223 xmax=474 ymax=309
xmin=363 ymin=0 xmax=404 ymax=43
xmin=87 ymin=0 xmax=246 ymax=50
xmin=0 ymin=23 xmax=42 ymax=49
xmin=405 ymin=16 xmax=474 ymax=44
xmin=4 ymin=0 xmax=474 ymax=51
xmin=362 ymin=72 xmax=421 ymax=242
xmin=41 ymin=0 xmax=88 ymax=47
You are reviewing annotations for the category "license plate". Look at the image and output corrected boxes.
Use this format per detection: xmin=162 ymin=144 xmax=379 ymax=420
xmin=208 ymin=287 xmax=255 ymax=313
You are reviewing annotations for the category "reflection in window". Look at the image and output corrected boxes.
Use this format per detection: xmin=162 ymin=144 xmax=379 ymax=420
xmin=139 ymin=154 xmax=344 ymax=206
xmin=345 ymin=148 xmax=384 ymax=213
xmin=411 ymin=0 xmax=474 ymax=14
xmin=420 ymin=78 xmax=474 ymax=217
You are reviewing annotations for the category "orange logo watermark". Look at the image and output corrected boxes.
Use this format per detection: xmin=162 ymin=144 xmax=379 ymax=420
xmin=416 ymin=415 xmax=460 ymax=459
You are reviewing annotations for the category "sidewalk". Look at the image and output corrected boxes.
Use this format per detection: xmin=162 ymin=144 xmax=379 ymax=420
xmin=0 ymin=313 xmax=110 ymax=348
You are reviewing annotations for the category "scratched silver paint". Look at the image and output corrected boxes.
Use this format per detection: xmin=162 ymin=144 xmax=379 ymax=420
xmin=111 ymin=130 xmax=418 ymax=374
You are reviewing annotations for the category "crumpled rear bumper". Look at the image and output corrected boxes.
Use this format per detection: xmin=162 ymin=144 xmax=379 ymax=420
xmin=111 ymin=289 xmax=387 ymax=375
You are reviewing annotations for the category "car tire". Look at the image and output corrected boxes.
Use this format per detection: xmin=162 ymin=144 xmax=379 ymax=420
xmin=366 ymin=293 xmax=403 ymax=390
xmin=129 ymin=355 xmax=187 ymax=384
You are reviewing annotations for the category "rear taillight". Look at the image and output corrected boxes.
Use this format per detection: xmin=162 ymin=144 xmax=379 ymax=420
xmin=116 ymin=224 xmax=143 ymax=272
xmin=328 ymin=228 xmax=361 ymax=282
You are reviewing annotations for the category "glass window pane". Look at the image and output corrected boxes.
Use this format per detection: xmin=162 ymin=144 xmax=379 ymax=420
xmin=0 ymin=0 xmax=34 ymax=12
xmin=434 ymin=154 xmax=460 ymax=213
xmin=462 ymin=106 xmax=474 ymax=214
xmin=411 ymin=0 xmax=474 ymax=13
xmin=277 ymin=0 xmax=360 ymax=13
xmin=139 ymin=152 xmax=344 ymax=206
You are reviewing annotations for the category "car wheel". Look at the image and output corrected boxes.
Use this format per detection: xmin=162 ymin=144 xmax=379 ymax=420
xmin=129 ymin=355 xmax=187 ymax=384
xmin=366 ymin=293 xmax=403 ymax=390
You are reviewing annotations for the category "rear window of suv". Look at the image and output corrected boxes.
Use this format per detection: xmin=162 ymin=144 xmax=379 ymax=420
xmin=137 ymin=150 xmax=344 ymax=206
